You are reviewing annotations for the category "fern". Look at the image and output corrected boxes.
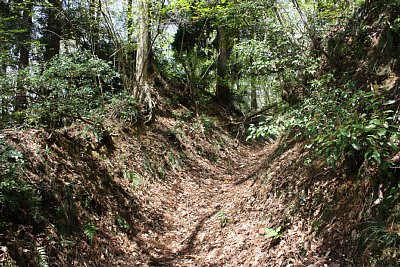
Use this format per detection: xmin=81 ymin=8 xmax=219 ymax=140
xmin=115 ymin=215 xmax=130 ymax=230
xmin=264 ymin=226 xmax=281 ymax=239
xmin=123 ymin=170 xmax=141 ymax=190
xmin=36 ymin=246 xmax=49 ymax=267
xmin=84 ymin=222 xmax=98 ymax=243
xmin=216 ymin=210 xmax=229 ymax=228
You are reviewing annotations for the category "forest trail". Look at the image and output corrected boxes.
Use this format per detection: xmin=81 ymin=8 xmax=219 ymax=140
xmin=140 ymin=143 xmax=274 ymax=266
xmin=127 ymin=119 xmax=346 ymax=267
xmin=1 ymin=119 xmax=356 ymax=266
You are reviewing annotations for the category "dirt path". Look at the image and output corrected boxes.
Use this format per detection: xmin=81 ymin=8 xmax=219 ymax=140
xmin=129 ymin=131 xmax=340 ymax=267
xmin=0 ymin=123 xmax=370 ymax=266
xmin=137 ymin=143 xmax=274 ymax=266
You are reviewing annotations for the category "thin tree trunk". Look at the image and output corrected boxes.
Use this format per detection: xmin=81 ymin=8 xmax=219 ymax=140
xmin=250 ymin=76 xmax=257 ymax=111
xmin=0 ymin=44 xmax=7 ymax=74
xmin=216 ymin=25 xmax=231 ymax=106
xmin=264 ymin=83 xmax=270 ymax=106
xmin=291 ymin=0 xmax=335 ymax=65
xmin=18 ymin=1 xmax=32 ymax=68
xmin=127 ymin=0 xmax=134 ymax=42
xmin=135 ymin=0 xmax=150 ymax=97
xmin=89 ymin=0 xmax=99 ymax=55
xmin=15 ymin=1 xmax=33 ymax=120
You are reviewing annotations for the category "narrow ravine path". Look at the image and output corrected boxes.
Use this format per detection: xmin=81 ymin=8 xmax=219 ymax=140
xmin=139 ymin=143 xmax=274 ymax=266
xmin=2 ymin=124 xmax=356 ymax=266
xmin=128 ymin=128 xmax=342 ymax=267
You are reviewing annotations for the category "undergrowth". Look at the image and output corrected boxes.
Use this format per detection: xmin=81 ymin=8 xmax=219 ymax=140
xmin=0 ymin=137 xmax=42 ymax=228
xmin=0 ymin=51 xmax=138 ymax=130
xmin=249 ymin=74 xmax=399 ymax=174
xmin=247 ymin=73 xmax=400 ymax=264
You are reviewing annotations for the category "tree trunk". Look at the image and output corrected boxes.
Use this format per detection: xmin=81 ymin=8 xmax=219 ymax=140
xmin=89 ymin=0 xmax=100 ymax=56
xmin=17 ymin=0 xmax=32 ymax=67
xmin=135 ymin=0 xmax=154 ymax=122
xmin=250 ymin=76 xmax=257 ymax=111
xmin=135 ymin=0 xmax=150 ymax=95
xmin=264 ymin=84 xmax=270 ymax=106
xmin=43 ymin=0 xmax=62 ymax=61
xmin=216 ymin=26 xmax=231 ymax=106
xmin=0 ymin=1 xmax=10 ymax=74
xmin=15 ymin=1 xmax=33 ymax=120
xmin=127 ymin=0 xmax=134 ymax=42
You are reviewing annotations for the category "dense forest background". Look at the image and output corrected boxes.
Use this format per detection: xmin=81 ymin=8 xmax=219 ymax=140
xmin=0 ymin=0 xmax=399 ymax=266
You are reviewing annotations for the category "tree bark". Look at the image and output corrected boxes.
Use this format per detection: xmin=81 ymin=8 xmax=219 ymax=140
xmin=135 ymin=0 xmax=151 ymax=98
xmin=135 ymin=0 xmax=154 ymax=122
xmin=216 ymin=25 xmax=231 ymax=106
xmin=89 ymin=0 xmax=100 ymax=56
xmin=18 ymin=3 xmax=32 ymax=69
xmin=15 ymin=1 xmax=33 ymax=119
xmin=43 ymin=0 xmax=62 ymax=61
xmin=0 ymin=1 xmax=11 ymax=74
xmin=250 ymin=76 xmax=257 ymax=111
xmin=127 ymin=0 xmax=134 ymax=42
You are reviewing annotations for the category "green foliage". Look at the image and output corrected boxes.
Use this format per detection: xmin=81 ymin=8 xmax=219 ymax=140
xmin=387 ymin=181 xmax=400 ymax=204
xmin=247 ymin=109 xmax=291 ymax=141
xmin=0 ymin=50 xmax=119 ymax=128
xmin=361 ymin=220 xmax=400 ymax=265
xmin=363 ymin=223 xmax=400 ymax=249
xmin=0 ymin=138 xmax=42 ymax=225
xmin=216 ymin=209 xmax=229 ymax=228
xmin=123 ymin=170 xmax=141 ymax=190
xmin=36 ymin=245 xmax=49 ymax=267
xmin=199 ymin=114 xmax=215 ymax=135
xmin=264 ymin=226 xmax=281 ymax=239
xmin=83 ymin=221 xmax=98 ymax=243
xmin=360 ymin=181 xmax=400 ymax=265
xmin=291 ymin=82 xmax=399 ymax=171
xmin=115 ymin=215 xmax=130 ymax=230
xmin=249 ymin=74 xmax=398 ymax=174
xmin=108 ymin=92 xmax=138 ymax=124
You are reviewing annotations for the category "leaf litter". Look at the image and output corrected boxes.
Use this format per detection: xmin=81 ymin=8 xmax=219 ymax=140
xmin=0 ymin=107 xmax=376 ymax=266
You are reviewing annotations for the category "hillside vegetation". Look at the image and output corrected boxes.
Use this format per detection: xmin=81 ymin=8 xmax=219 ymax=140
xmin=0 ymin=0 xmax=399 ymax=266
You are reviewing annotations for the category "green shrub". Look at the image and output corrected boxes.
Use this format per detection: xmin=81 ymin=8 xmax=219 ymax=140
xmin=248 ymin=75 xmax=399 ymax=173
xmin=0 ymin=50 xmax=119 ymax=128
xmin=199 ymin=114 xmax=215 ymax=135
xmin=292 ymin=85 xmax=399 ymax=171
xmin=108 ymin=92 xmax=138 ymax=124
xmin=247 ymin=108 xmax=292 ymax=141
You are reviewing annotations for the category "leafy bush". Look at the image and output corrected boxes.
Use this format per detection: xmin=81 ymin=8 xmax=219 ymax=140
xmin=0 ymin=50 xmax=119 ymax=128
xmin=247 ymin=108 xmax=292 ymax=141
xmin=248 ymin=75 xmax=399 ymax=173
xmin=107 ymin=92 xmax=138 ymax=124
xmin=292 ymin=84 xmax=399 ymax=171
xmin=31 ymin=51 xmax=118 ymax=126
xmin=199 ymin=114 xmax=215 ymax=135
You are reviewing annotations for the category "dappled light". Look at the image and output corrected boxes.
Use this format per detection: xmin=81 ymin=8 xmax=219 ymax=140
xmin=1 ymin=0 xmax=399 ymax=266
